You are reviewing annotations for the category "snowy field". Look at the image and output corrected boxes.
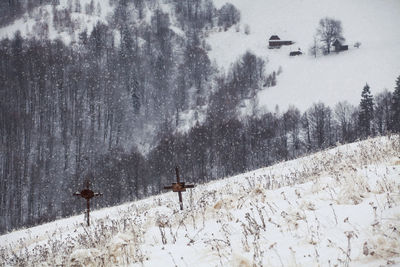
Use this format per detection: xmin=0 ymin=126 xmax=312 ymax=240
xmin=208 ymin=0 xmax=400 ymax=111
xmin=1 ymin=135 xmax=399 ymax=266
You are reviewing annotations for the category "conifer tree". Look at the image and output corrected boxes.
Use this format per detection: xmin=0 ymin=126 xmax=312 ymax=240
xmin=358 ymin=83 xmax=374 ymax=137
xmin=390 ymin=75 xmax=400 ymax=133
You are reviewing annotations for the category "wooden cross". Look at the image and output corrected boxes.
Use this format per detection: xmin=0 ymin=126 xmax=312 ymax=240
xmin=163 ymin=167 xmax=194 ymax=210
xmin=74 ymin=179 xmax=102 ymax=226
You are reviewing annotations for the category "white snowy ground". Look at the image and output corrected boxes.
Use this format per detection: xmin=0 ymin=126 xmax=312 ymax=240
xmin=208 ymin=0 xmax=400 ymax=111
xmin=1 ymin=135 xmax=399 ymax=266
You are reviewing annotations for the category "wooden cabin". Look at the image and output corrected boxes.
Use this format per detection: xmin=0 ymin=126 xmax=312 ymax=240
xmin=333 ymin=39 xmax=348 ymax=52
xmin=268 ymin=35 xmax=294 ymax=49
xmin=289 ymin=51 xmax=302 ymax=56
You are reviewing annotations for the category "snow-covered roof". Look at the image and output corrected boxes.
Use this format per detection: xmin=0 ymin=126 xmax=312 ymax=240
xmin=269 ymin=35 xmax=280 ymax=40
xmin=333 ymin=39 xmax=342 ymax=46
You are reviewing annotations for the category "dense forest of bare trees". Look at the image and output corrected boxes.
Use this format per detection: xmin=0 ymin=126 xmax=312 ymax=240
xmin=0 ymin=0 xmax=53 ymax=26
xmin=0 ymin=0 xmax=399 ymax=234
xmin=0 ymin=0 xmax=240 ymax=233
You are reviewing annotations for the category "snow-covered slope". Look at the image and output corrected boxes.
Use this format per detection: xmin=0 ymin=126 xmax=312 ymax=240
xmin=0 ymin=0 xmax=113 ymax=44
xmin=2 ymin=0 xmax=398 ymax=113
xmin=1 ymin=136 xmax=399 ymax=266
xmin=208 ymin=0 xmax=400 ymax=111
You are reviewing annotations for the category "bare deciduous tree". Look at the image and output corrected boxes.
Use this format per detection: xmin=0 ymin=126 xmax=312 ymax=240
xmin=309 ymin=35 xmax=318 ymax=58
xmin=334 ymin=101 xmax=357 ymax=143
xmin=316 ymin=17 xmax=344 ymax=54
xmin=218 ymin=3 xmax=240 ymax=30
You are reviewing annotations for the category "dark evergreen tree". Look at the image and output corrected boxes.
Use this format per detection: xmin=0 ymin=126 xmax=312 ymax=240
xmin=374 ymin=90 xmax=392 ymax=135
xmin=358 ymin=83 xmax=374 ymax=137
xmin=390 ymin=75 xmax=400 ymax=133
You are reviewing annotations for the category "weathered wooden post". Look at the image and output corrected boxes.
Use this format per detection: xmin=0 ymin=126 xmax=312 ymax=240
xmin=74 ymin=179 xmax=102 ymax=226
xmin=163 ymin=167 xmax=194 ymax=210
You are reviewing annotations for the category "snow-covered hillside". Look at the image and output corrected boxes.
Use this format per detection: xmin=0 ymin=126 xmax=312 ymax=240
xmin=2 ymin=0 xmax=399 ymax=112
xmin=1 ymin=136 xmax=399 ymax=266
xmin=208 ymin=0 xmax=400 ymax=111
xmin=0 ymin=0 xmax=114 ymax=44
